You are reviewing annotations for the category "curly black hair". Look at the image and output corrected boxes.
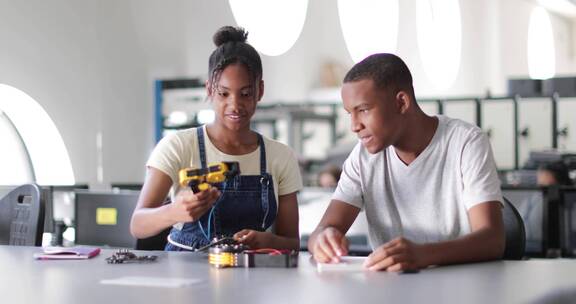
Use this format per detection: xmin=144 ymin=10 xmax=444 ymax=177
xmin=208 ymin=26 xmax=262 ymax=100
xmin=538 ymin=161 xmax=573 ymax=186
xmin=343 ymin=53 xmax=414 ymax=96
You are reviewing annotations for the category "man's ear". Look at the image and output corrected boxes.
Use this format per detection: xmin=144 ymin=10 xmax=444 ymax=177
xmin=396 ymin=91 xmax=411 ymax=114
xmin=257 ymin=79 xmax=265 ymax=102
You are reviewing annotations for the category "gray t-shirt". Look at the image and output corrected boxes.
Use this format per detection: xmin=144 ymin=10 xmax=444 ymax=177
xmin=333 ymin=115 xmax=503 ymax=248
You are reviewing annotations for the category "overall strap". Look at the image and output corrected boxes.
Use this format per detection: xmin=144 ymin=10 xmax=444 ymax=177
xmin=196 ymin=127 xmax=207 ymax=169
xmin=257 ymin=133 xmax=266 ymax=174
xmin=257 ymin=133 xmax=271 ymax=229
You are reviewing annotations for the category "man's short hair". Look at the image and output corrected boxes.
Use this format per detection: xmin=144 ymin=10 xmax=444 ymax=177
xmin=343 ymin=53 xmax=414 ymax=95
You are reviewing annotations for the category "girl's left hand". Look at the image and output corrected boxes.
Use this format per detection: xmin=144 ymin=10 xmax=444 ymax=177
xmin=233 ymin=229 xmax=273 ymax=249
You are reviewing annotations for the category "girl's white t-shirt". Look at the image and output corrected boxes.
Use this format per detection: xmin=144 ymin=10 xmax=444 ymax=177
xmin=147 ymin=125 xmax=303 ymax=206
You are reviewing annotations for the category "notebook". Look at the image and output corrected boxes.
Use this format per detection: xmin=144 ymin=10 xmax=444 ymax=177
xmin=34 ymin=246 xmax=101 ymax=260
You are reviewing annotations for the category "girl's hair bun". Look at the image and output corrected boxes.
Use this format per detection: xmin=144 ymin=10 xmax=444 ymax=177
xmin=213 ymin=26 xmax=248 ymax=47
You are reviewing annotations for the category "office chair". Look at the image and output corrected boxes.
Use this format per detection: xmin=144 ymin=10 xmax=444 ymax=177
xmin=502 ymin=196 xmax=526 ymax=260
xmin=0 ymin=184 xmax=45 ymax=246
xmin=135 ymin=227 xmax=171 ymax=251
xmin=135 ymin=198 xmax=171 ymax=250
xmin=339 ymin=198 xmax=528 ymax=259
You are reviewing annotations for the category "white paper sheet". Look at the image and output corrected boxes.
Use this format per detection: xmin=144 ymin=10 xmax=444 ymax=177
xmin=316 ymin=256 xmax=367 ymax=272
xmin=100 ymin=276 xmax=203 ymax=288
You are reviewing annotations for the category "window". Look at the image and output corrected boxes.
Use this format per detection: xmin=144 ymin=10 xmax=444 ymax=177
xmin=338 ymin=0 xmax=399 ymax=63
xmin=416 ymin=0 xmax=462 ymax=90
xmin=0 ymin=84 xmax=75 ymax=185
xmin=228 ymin=0 xmax=308 ymax=56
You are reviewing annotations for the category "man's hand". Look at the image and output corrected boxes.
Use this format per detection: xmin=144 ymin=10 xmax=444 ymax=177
xmin=310 ymin=227 xmax=349 ymax=263
xmin=363 ymin=237 xmax=427 ymax=272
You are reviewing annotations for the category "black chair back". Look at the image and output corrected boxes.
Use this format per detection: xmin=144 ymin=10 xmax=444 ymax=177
xmin=135 ymin=227 xmax=171 ymax=251
xmin=502 ymin=197 xmax=526 ymax=260
xmin=0 ymin=184 xmax=45 ymax=246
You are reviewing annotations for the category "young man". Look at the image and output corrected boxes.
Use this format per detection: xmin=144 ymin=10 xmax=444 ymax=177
xmin=308 ymin=53 xmax=505 ymax=272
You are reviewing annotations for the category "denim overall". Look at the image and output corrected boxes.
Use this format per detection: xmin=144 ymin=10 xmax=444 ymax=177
xmin=165 ymin=127 xmax=277 ymax=251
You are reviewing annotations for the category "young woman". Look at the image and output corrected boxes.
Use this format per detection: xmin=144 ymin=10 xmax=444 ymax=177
xmin=130 ymin=26 xmax=302 ymax=251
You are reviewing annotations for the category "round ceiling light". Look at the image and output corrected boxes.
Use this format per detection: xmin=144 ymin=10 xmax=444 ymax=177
xmin=338 ymin=0 xmax=399 ymax=63
xmin=229 ymin=0 xmax=308 ymax=56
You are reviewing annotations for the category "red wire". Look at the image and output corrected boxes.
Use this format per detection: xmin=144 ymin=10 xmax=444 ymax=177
xmin=244 ymin=248 xmax=291 ymax=255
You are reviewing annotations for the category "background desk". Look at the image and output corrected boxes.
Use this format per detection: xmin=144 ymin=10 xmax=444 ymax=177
xmin=1 ymin=245 xmax=576 ymax=304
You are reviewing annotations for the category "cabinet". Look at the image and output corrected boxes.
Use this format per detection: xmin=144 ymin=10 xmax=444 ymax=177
xmin=417 ymin=99 xmax=442 ymax=116
xmin=557 ymin=97 xmax=576 ymax=152
xmin=443 ymin=98 xmax=480 ymax=126
xmin=481 ymin=98 xmax=517 ymax=170
xmin=517 ymin=97 xmax=554 ymax=167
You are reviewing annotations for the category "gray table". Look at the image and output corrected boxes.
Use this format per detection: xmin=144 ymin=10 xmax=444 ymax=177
xmin=1 ymin=245 xmax=576 ymax=304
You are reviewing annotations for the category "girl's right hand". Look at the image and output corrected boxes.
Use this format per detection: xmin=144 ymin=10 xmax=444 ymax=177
xmin=169 ymin=187 xmax=221 ymax=222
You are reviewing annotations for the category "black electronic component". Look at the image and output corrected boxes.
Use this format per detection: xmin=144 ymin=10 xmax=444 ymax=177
xmin=241 ymin=250 xmax=299 ymax=268
xmin=106 ymin=249 xmax=158 ymax=264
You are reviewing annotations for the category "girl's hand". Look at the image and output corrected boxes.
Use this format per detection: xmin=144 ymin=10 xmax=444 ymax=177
xmin=233 ymin=229 xmax=273 ymax=249
xmin=169 ymin=187 xmax=221 ymax=222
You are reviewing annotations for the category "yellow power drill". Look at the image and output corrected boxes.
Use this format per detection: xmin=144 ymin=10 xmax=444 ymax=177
xmin=179 ymin=162 xmax=240 ymax=193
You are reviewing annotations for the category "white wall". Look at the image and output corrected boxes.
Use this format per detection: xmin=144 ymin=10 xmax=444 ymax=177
xmin=0 ymin=0 xmax=574 ymax=187
xmin=0 ymin=1 xmax=150 ymax=188
xmin=499 ymin=0 xmax=576 ymax=79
